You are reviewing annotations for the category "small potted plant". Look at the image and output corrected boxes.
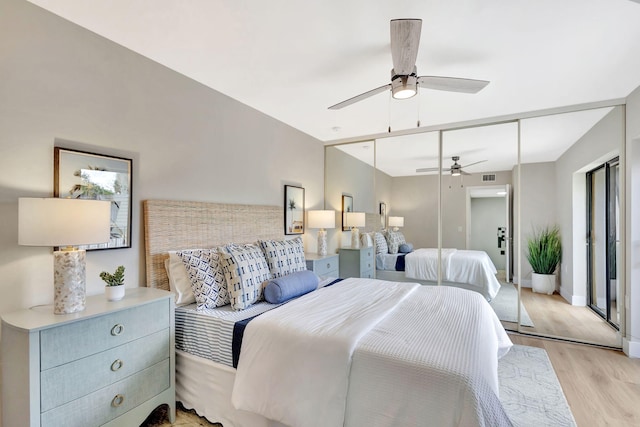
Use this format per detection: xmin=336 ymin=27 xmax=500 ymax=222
xmin=100 ymin=265 xmax=126 ymax=301
xmin=526 ymin=226 xmax=562 ymax=295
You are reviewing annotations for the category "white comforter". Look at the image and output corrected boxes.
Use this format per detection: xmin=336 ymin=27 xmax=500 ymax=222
xmin=232 ymin=278 xmax=513 ymax=427
xmin=405 ymin=248 xmax=502 ymax=300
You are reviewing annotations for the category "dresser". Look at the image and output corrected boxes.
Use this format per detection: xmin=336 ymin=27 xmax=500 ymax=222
xmin=1 ymin=287 xmax=175 ymax=427
xmin=305 ymin=253 xmax=339 ymax=278
xmin=339 ymin=246 xmax=375 ymax=278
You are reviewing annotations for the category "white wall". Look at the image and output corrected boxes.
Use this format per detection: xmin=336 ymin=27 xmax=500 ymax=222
xmin=0 ymin=0 xmax=324 ymax=319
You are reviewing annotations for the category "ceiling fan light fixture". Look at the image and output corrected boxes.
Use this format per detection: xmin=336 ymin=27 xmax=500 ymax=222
xmin=391 ymin=73 xmax=418 ymax=100
xmin=451 ymin=169 xmax=461 ymax=177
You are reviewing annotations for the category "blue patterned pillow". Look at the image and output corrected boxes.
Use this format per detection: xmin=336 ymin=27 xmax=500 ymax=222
xmin=384 ymin=230 xmax=406 ymax=254
xmin=177 ymin=249 xmax=229 ymax=309
xmin=258 ymin=237 xmax=306 ymax=278
xmin=374 ymin=232 xmax=388 ymax=254
xmin=220 ymin=244 xmax=272 ymax=310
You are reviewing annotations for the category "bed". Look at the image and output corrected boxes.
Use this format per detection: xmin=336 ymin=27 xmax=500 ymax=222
xmin=375 ymin=243 xmax=502 ymax=301
xmin=143 ymin=199 xmax=513 ymax=427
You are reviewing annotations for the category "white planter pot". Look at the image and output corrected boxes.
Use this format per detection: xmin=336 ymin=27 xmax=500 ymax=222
xmin=105 ymin=284 xmax=125 ymax=301
xmin=531 ymin=273 xmax=556 ymax=295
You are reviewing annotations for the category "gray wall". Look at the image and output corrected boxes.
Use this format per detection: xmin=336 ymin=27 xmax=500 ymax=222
xmin=391 ymin=171 xmax=512 ymax=249
xmin=0 ymin=0 xmax=324 ymax=322
xmin=555 ymin=107 xmax=623 ymax=303
xmin=625 ymin=85 xmax=640 ymax=356
xmin=470 ymin=197 xmax=506 ymax=269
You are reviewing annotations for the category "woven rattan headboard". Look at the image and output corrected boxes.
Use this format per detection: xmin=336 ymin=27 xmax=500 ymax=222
xmin=143 ymin=199 xmax=284 ymax=290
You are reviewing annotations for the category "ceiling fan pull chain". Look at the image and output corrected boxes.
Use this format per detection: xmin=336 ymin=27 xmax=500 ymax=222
xmin=417 ymin=98 xmax=421 ymax=128
xmin=388 ymin=91 xmax=392 ymax=133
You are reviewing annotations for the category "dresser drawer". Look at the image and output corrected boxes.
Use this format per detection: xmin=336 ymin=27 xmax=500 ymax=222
xmin=359 ymin=248 xmax=374 ymax=271
xmin=310 ymin=256 xmax=338 ymax=276
xmin=40 ymin=299 xmax=169 ymax=370
xmin=361 ymin=269 xmax=374 ymax=279
xmin=41 ymin=328 xmax=169 ymax=412
xmin=41 ymin=358 xmax=170 ymax=427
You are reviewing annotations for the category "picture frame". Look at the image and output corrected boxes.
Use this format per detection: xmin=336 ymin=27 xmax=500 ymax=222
xmin=379 ymin=202 xmax=387 ymax=229
xmin=342 ymin=194 xmax=353 ymax=231
xmin=54 ymin=147 xmax=132 ymax=250
xmin=284 ymin=185 xmax=305 ymax=235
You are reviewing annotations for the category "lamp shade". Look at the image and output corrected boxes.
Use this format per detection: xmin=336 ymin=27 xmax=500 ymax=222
xmin=345 ymin=212 xmax=366 ymax=228
xmin=388 ymin=216 xmax=404 ymax=228
xmin=308 ymin=210 xmax=335 ymax=229
xmin=19 ymin=198 xmax=111 ymax=247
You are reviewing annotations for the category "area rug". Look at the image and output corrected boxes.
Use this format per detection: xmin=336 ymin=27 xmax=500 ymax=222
xmin=491 ymin=282 xmax=535 ymax=327
xmin=499 ymin=344 xmax=577 ymax=427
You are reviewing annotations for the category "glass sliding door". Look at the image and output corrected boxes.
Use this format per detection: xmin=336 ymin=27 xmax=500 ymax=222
xmin=586 ymin=157 xmax=620 ymax=329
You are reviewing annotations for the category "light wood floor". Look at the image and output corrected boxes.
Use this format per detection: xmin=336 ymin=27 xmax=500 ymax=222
xmin=504 ymin=287 xmax=620 ymax=347
xmin=510 ymin=334 xmax=640 ymax=427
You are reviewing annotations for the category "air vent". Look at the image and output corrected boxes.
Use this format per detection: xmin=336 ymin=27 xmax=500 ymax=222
xmin=482 ymin=174 xmax=496 ymax=182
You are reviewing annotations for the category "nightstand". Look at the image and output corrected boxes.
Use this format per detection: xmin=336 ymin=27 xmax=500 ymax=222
xmin=339 ymin=246 xmax=375 ymax=278
xmin=1 ymin=287 xmax=175 ymax=427
xmin=305 ymin=253 xmax=339 ymax=278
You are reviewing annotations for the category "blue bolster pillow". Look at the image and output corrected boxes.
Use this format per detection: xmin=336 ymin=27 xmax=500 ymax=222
xmin=399 ymin=243 xmax=414 ymax=253
xmin=264 ymin=270 xmax=319 ymax=304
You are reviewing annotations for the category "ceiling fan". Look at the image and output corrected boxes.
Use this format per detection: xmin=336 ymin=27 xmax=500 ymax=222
xmin=328 ymin=19 xmax=489 ymax=110
xmin=416 ymin=156 xmax=487 ymax=176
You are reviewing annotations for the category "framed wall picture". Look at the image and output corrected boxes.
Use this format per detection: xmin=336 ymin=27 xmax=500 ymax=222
xmin=379 ymin=202 xmax=387 ymax=229
xmin=342 ymin=194 xmax=353 ymax=231
xmin=54 ymin=147 xmax=132 ymax=250
xmin=284 ymin=185 xmax=305 ymax=235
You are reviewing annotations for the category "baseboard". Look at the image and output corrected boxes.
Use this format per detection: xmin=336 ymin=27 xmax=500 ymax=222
xmin=560 ymin=288 xmax=586 ymax=306
xmin=623 ymin=337 xmax=640 ymax=358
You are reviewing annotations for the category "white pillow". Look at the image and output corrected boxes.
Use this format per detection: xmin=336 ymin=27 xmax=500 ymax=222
xmin=165 ymin=252 xmax=195 ymax=306
xmin=360 ymin=232 xmax=373 ymax=248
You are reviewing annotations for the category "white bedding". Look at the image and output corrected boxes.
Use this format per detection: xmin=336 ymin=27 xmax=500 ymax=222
xmin=232 ymin=277 xmax=513 ymax=427
xmin=405 ymin=248 xmax=501 ymax=300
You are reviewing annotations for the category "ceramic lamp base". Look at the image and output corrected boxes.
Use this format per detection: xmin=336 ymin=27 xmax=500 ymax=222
xmin=317 ymin=229 xmax=328 ymax=256
xmin=351 ymin=227 xmax=361 ymax=248
xmin=53 ymin=249 xmax=86 ymax=314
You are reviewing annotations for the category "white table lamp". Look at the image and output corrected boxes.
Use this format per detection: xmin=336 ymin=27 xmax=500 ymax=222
xmin=308 ymin=210 xmax=335 ymax=256
xmin=388 ymin=216 xmax=404 ymax=231
xmin=19 ymin=198 xmax=111 ymax=314
xmin=345 ymin=212 xmax=366 ymax=248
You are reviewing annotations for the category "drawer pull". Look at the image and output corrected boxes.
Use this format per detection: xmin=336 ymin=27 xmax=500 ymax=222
xmin=327 ymin=263 xmax=331 ymax=269
xmin=110 ymin=324 xmax=124 ymax=336
xmin=110 ymin=359 xmax=124 ymax=371
xmin=111 ymin=394 xmax=125 ymax=407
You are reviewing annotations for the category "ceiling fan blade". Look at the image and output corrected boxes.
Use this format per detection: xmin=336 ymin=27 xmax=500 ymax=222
xmin=418 ymin=76 xmax=490 ymax=93
xmin=461 ymin=170 xmax=472 ymax=176
xmin=328 ymin=84 xmax=391 ymax=110
xmin=415 ymin=167 xmax=442 ymax=173
xmin=460 ymin=159 xmax=488 ymax=168
xmin=390 ymin=19 xmax=422 ymax=75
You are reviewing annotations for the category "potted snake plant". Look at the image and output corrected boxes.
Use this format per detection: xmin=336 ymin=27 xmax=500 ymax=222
xmin=525 ymin=226 xmax=562 ymax=295
xmin=100 ymin=265 xmax=126 ymax=301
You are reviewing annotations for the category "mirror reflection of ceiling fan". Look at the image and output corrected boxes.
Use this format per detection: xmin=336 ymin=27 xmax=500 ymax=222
xmin=328 ymin=19 xmax=489 ymax=110
xmin=416 ymin=156 xmax=487 ymax=176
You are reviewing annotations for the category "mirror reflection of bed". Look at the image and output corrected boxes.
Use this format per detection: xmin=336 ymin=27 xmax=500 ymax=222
xmin=327 ymin=104 xmax=623 ymax=349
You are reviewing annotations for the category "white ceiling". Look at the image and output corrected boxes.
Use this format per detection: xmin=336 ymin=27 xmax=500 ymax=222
xmin=26 ymin=0 xmax=640 ymax=143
